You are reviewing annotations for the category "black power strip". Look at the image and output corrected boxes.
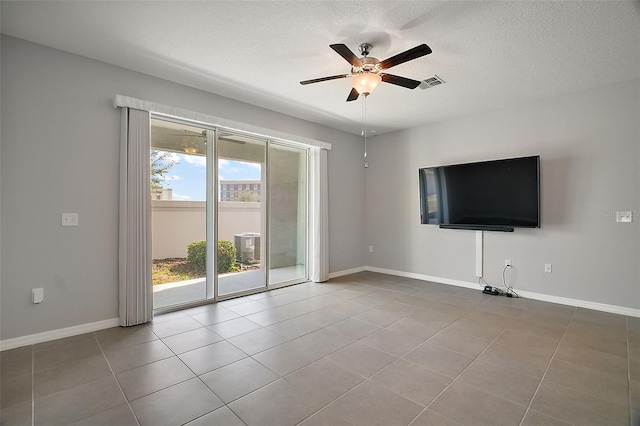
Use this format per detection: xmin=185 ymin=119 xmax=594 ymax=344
xmin=482 ymin=285 xmax=513 ymax=297
xmin=482 ymin=285 xmax=500 ymax=295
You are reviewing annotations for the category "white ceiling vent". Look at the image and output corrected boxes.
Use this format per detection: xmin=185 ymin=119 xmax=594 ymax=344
xmin=420 ymin=75 xmax=446 ymax=90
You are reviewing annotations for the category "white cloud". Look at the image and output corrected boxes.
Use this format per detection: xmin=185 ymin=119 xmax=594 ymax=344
xmin=164 ymin=175 xmax=181 ymax=182
xmin=182 ymin=154 xmax=206 ymax=167
xmin=247 ymin=162 xmax=261 ymax=170
xmin=171 ymin=192 xmax=192 ymax=201
xmin=218 ymin=159 xmax=239 ymax=173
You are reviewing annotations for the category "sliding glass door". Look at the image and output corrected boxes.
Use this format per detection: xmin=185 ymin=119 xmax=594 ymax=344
xmin=268 ymin=143 xmax=308 ymax=287
xmin=217 ymin=132 xmax=267 ymax=297
xmin=150 ymin=117 xmax=309 ymax=310
xmin=150 ymin=118 xmax=210 ymax=309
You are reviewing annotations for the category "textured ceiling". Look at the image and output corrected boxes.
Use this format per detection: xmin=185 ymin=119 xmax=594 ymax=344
xmin=2 ymin=1 xmax=639 ymax=136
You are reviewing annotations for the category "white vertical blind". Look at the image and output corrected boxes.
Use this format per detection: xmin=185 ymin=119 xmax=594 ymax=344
xmin=310 ymin=147 xmax=329 ymax=282
xmin=119 ymin=108 xmax=153 ymax=326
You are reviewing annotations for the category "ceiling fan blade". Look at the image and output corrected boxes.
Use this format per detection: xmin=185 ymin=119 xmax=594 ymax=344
xmin=379 ymin=44 xmax=432 ymax=70
xmin=330 ymin=44 xmax=363 ymax=67
xmin=381 ymin=74 xmax=422 ymax=89
xmin=300 ymin=74 xmax=349 ymax=85
xmin=346 ymin=88 xmax=360 ymax=102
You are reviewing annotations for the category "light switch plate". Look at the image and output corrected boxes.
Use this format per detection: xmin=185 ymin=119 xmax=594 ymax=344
xmin=62 ymin=213 xmax=79 ymax=226
xmin=616 ymin=211 xmax=632 ymax=223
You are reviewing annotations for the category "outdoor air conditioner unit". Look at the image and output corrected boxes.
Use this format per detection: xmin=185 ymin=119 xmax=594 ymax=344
xmin=234 ymin=233 xmax=261 ymax=263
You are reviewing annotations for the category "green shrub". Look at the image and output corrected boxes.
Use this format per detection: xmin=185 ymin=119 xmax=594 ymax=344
xmin=217 ymin=240 xmax=237 ymax=274
xmin=187 ymin=240 xmax=207 ymax=271
xmin=186 ymin=240 xmax=237 ymax=274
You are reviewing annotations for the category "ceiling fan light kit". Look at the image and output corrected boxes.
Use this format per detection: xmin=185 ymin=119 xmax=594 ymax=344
xmin=351 ymin=72 xmax=382 ymax=96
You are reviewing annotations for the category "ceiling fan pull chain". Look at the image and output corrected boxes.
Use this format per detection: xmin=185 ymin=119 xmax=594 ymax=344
xmin=363 ymin=95 xmax=368 ymax=158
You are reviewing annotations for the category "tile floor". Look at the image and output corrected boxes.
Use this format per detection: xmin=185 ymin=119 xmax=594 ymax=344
xmin=1 ymin=272 xmax=638 ymax=426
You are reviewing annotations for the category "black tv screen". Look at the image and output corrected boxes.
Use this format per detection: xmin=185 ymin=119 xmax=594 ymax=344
xmin=419 ymin=155 xmax=540 ymax=231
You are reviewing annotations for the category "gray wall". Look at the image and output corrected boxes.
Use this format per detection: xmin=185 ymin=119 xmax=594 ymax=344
xmin=0 ymin=36 xmax=365 ymax=340
xmin=365 ymin=79 xmax=640 ymax=310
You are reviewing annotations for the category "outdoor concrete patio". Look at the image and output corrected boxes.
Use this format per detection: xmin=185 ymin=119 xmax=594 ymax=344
xmin=153 ymin=265 xmax=306 ymax=309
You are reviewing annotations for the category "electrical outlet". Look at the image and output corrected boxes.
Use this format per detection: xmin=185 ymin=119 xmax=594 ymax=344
xmin=545 ymin=263 xmax=552 ymax=273
xmin=368 ymin=245 xmax=374 ymax=253
xmin=32 ymin=288 xmax=44 ymax=304
xmin=61 ymin=213 xmax=79 ymax=227
xmin=505 ymin=259 xmax=512 ymax=268
xmin=616 ymin=211 xmax=632 ymax=223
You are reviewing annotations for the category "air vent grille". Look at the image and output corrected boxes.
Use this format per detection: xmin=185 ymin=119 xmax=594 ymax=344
xmin=420 ymin=75 xmax=445 ymax=90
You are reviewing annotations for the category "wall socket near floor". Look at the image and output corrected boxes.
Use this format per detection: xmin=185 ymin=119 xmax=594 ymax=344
xmin=368 ymin=245 xmax=374 ymax=253
xmin=61 ymin=212 xmax=79 ymax=227
xmin=545 ymin=263 xmax=552 ymax=273
xmin=505 ymin=259 xmax=512 ymax=267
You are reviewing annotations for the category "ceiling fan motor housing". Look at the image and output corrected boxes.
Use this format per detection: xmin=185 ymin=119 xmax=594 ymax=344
xmin=358 ymin=43 xmax=373 ymax=56
xmin=352 ymin=56 xmax=381 ymax=75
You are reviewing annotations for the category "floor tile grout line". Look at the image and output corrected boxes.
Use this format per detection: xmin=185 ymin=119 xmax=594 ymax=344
xmin=301 ymin=293 xmax=521 ymax=426
xmin=92 ymin=332 xmax=141 ymax=426
xmin=219 ymin=342 xmax=362 ymax=425
xmin=283 ymin=357 xmax=365 ymax=426
xmin=208 ymin=358 xmax=279 ymax=404
xmin=107 ymin=341 xmax=200 ymax=419
xmin=304 ymin=312 xmax=480 ymax=424
xmin=157 ymin=328 xmax=250 ymax=411
xmin=191 ymin=371 xmax=237 ymax=423
xmin=409 ymin=308 xmax=522 ymax=425
xmin=225 ymin=290 xmax=436 ymax=425
xmin=291 ymin=361 xmax=391 ymax=426
xmin=161 ymin=321 xmax=286 ymax=424
xmin=518 ymin=306 xmax=576 ymax=426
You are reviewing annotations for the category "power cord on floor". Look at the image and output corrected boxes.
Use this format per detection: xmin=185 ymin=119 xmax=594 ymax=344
xmin=502 ymin=264 xmax=519 ymax=298
xmin=480 ymin=264 xmax=519 ymax=298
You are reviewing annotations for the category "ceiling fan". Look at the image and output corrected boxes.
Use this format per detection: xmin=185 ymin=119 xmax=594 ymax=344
xmin=300 ymin=43 xmax=432 ymax=102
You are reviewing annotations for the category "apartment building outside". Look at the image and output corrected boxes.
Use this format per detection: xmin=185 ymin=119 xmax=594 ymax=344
xmin=220 ymin=180 xmax=261 ymax=201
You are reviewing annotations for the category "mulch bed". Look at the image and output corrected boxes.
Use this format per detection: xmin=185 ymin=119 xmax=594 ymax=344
xmin=152 ymin=257 xmax=261 ymax=285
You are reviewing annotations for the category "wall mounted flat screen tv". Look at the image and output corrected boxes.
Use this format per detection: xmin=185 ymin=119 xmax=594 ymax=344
xmin=419 ymin=155 xmax=540 ymax=231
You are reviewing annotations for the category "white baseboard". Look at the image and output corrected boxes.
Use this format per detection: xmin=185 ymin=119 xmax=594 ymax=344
xmin=0 ymin=318 xmax=120 ymax=352
xmin=366 ymin=266 xmax=480 ymax=291
xmin=512 ymin=290 xmax=640 ymax=318
xmin=328 ymin=266 xmax=366 ymax=279
xmin=364 ymin=266 xmax=640 ymax=318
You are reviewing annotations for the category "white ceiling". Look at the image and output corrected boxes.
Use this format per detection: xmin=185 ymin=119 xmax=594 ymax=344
xmin=2 ymin=1 xmax=639 ymax=136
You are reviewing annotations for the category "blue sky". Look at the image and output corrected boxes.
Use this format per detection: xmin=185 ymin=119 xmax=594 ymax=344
xmin=159 ymin=153 xmax=261 ymax=201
